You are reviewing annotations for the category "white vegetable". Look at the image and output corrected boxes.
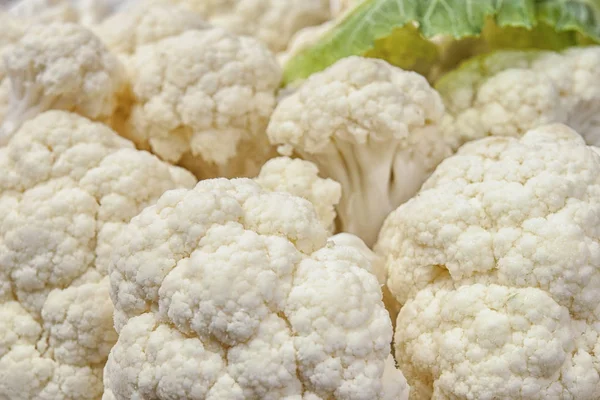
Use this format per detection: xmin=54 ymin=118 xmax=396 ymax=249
xmin=104 ymin=178 xmax=406 ymax=400
xmin=255 ymin=156 xmax=341 ymax=233
xmin=377 ymin=123 xmax=600 ymax=399
xmin=123 ymin=27 xmax=281 ymax=179
xmin=0 ymin=23 xmax=127 ymax=144
xmin=268 ymin=56 xmax=450 ymax=246
xmin=0 ymin=111 xmax=195 ymax=399
xmin=439 ymin=47 xmax=600 ymax=149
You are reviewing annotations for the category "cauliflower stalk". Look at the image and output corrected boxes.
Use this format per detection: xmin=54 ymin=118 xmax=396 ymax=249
xmin=377 ymin=124 xmax=600 ymax=399
xmin=0 ymin=111 xmax=195 ymax=399
xmin=268 ymin=56 xmax=450 ymax=246
xmin=104 ymin=178 xmax=408 ymax=400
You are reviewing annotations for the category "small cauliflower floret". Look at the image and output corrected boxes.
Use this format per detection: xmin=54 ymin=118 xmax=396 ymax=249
xmin=165 ymin=0 xmax=331 ymax=52
xmin=7 ymin=0 xmax=78 ymax=23
xmin=268 ymin=56 xmax=449 ymax=246
xmin=377 ymin=124 xmax=600 ymax=399
xmin=438 ymin=47 xmax=600 ymax=149
xmin=255 ymin=156 xmax=341 ymax=233
xmin=104 ymin=178 xmax=407 ymax=400
xmin=0 ymin=111 xmax=196 ymax=399
xmin=0 ymin=23 xmax=127 ymax=145
xmin=125 ymin=27 xmax=281 ymax=179
xmin=92 ymin=3 xmax=209 ymax=59
xmin=329 ymin=233 xmax=401 ymax=329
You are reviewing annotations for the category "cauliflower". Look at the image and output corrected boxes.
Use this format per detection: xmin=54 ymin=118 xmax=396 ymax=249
xmin=124 ymin=27 xmax=281 ymax=179
xmin=0 ymin=23 xmax=127 ymax=145
xmin=268 ymin=56 xmax=450 ymax=246
xmin=6 ymin=0 xmax=78 ymax=23
xmin=104 ymin=178 xmax=407 ymax=400
xmin=0 ymin=111 xmax=196 ymax=399
xmin=0 ymin=12 xmax=26 ymax=125
xmin=437 ymin=46 xmax=600 ymax=149
xmin=92 ymin=3 xmax=209 ymax=59
xmin=162 ymin=0 xmax=331 ymax=52
xmin=377 ymin=124 xmax=600 ymax=399
xmin=329 ymin=233 xmax=401 ymax=329
xmin=255 ymin=156 xmax=341 ymax=233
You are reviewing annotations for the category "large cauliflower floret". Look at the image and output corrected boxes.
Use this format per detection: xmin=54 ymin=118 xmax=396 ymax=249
xmin=125 ymin=27 xmax=281 ymax=179
xmin=92 ymin=3 xmax=209 ymax=59
xmin=438 ymin=46 xmax=600 ymax=149
xmin=165 ymin=0 xmax=331 ymax=52
xmin=105 ymin=178 xmax=407 ymax=400
xmin=255 ymin=156 xmax=341 ymax=233
xmin=0 ymin=23 xmax=127 ymax=145
xmin=376 ymin=124 xmax=600 ymax=399
xmin=268 ymin=56 xmax=449 ymax=246
xmin=0 ymin=111 xmax=196 ymax=399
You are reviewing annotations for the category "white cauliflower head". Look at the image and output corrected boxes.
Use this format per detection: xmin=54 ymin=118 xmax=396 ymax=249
xmin=438 ymin=46 xmax=600 ymax=149
xmin=105 ymin=178 xmax=406 ymax=400
xmin=0 ymin=23 xmax=127 ymax=145
xmin=92 ymin=3 xmax=209 ymax=58
xmin=255 ymin=156 xmax=341 ymax=233
xmin=377 ymin=124 xmax=600 ymax=399
xmin=165 ymin=0 xmax=331 ymax=52
xmin=124 ymin=27 xmax=281 ymax=179
xmin=0 ymin=111 xmax=196 ymax=399
xmin=268 ymin=56 xmax=450 ymax=246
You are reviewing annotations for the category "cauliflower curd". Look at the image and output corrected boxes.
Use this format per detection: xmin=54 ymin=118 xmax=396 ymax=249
xmin=378 ymin=124 xmax=600 ymax=399
xmin=105 ymin=178 xmax=407 ymax=400
xmin=0 ymin=111 xmax=195 ymax=399
xmin=4 ymin=0 xmax=600 ymax=399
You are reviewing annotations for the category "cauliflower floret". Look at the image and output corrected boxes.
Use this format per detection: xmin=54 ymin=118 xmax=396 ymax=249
xmin=164 ymin=0 xmax=331 ymax=52
xmin=104 ymin=178 xmax=408 ymax=400
xmin=0 ymin=23 xmax=127 ymax=145
xmin=255 ymin=156 xmax=341 ymax=233
xmin=377 ymin=124 xmax=600 ymax=399
xmin=0 ymin=13 xmax=26 ymax=124
xmin=124 ymin=27 xmax=281 ymax=179
xmin=268 ymin=56 xmax=450 ymax=246
xmin=7 ymin=0 xmax=78 ymax=23
xmin=0 ymin=111 xmax=196 ymax=399
xmin=438 ymin=47 xmax=600 ymax=149
xmin=92 ymin=3 xmax=209 ymax=59
xmin=329 ymin=233 xmax=401 ymax=329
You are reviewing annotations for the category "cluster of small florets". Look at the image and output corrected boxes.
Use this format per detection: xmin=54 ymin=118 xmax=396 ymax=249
xmin=2 ymin=0 xmax=600 ymax=399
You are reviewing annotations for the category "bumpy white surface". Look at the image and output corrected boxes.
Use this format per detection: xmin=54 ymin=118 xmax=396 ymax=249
xmin=377 ymin=124 xmax=600 ymax=399
xmin=438 ymin=47 xmax=600 ymax=149
xmin=92 ymin=2 xmax=209 ymax=57
xmin=0 ymin=111 xmax=195 ymax=399
xmin=124 ymin=27 xmax=281 ymax=179
xmin=0 ymin=23 xmax=126 ymax=144
xmin=104 ymin=178 xmax=406 ymax=400
xmin=162 ymin=0 xmax=331 ymax=52
xmin=255 ymin=156 xmax=341 ymax=233
xmin=268 ymin=56 xmax=450 ymax=246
